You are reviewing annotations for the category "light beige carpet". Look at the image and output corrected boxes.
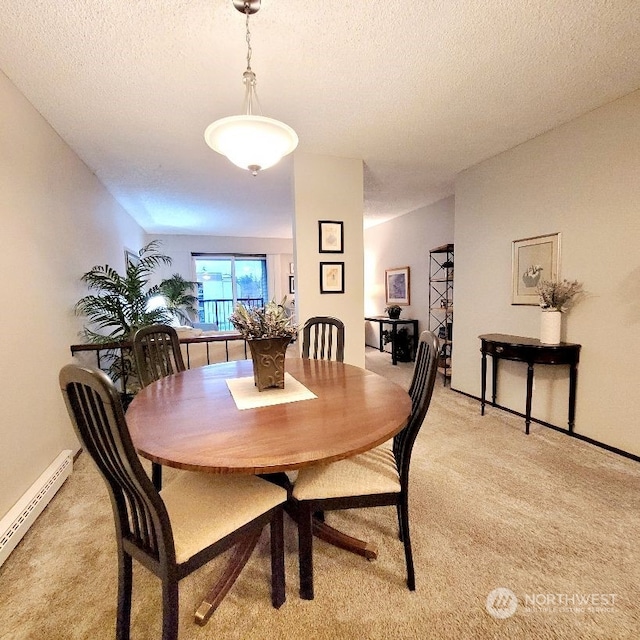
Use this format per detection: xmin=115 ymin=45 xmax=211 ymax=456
xmin=1 ymin=349 xmax=639 ymax=639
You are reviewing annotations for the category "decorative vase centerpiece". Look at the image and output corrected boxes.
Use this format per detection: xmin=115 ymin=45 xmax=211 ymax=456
xmin=229 ymin=298 xmax=298 ymax=391
xmin=536 ymin=279 xmax=584 ymax=345
xmin=385 ymin=305 xmax=402 ymax=320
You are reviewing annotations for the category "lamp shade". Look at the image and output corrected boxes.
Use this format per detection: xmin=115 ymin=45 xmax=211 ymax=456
xmin=204 ymin=114 xmax=298 ymax=174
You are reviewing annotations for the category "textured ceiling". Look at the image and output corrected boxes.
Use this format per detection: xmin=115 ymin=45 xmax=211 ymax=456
xmin=1 ymin=0 xmax=639 ymax=238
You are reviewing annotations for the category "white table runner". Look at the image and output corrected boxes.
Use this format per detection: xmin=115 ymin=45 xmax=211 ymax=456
xmin=226 ymin=373 xmax=317 ymax=410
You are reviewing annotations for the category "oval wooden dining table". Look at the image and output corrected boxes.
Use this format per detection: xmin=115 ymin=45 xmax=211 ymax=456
xmin=126 ymin=357 xmax=412 ymax=618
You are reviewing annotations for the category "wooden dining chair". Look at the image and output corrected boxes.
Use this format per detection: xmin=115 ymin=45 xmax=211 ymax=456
xmin=59 ymin=364 xmax=286 ymax=640
xmin=133 ymin=324 xmax=186 ymax=386
xmin=301 ymin=316 xmax=345 ymax=362
xmin=291 ymin=330 xmax=439 ymax=599
xmin=132 ymin=324 xmax=186 ymax=490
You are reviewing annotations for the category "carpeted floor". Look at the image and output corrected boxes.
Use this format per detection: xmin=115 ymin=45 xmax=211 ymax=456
xmin=1 ymin=348 xmax=639 ymax=639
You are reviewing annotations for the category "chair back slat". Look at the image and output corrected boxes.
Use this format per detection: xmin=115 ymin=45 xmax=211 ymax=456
xmin=133 ymin=325 xmax=186 ymax=387
xmin=60 ymin=364 xmax=173 ymax=562
xmin=302 ymin=316 xmax=345 ymax=362
xmin=393 ymin=331 xmax=439 ymax=482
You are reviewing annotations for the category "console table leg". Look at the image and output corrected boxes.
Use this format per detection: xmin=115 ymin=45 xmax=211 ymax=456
xmin=480 ymin=352 xmax=487 ymax=415
xmin=568 ymin=363 xmax=578 ymax=433
xmin=491 ymin=357 xmax=498 ymax=406
xmin=391 ymin=326 xmax=398 ymax=365
xmin=525 ymin=363 xmax=534 ymax=435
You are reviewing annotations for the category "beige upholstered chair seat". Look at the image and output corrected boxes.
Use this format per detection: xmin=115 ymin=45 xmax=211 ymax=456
xmin=292 ymin=441 xmax=400 ymax=501
xmin=162 ymin=472 xmax=287 ymax=563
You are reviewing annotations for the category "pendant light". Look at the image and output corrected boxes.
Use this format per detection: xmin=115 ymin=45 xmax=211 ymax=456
xmin=204 ymin=0 xmax=298 ymax=176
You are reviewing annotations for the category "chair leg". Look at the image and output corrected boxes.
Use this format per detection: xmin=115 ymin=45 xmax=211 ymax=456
xmin=116 ymin=549 xmax=132 ymax=640
xmin=161 ymin=574 xmax=179 ymax=640
xmin=399 ymin=497 xmax=415 ymax=590
xmin=152 ymin=463 xmax=162 ymax=491
xmin=396 ymin=503 xmax=404 ymax=541
xmin=270 ymin=508 xmax=286 ymax=608
xmin=298 ymin=504 xmax=315 ymax=600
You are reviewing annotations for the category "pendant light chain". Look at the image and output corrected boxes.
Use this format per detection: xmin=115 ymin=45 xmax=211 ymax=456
xmin=245 ymin=2 xmax=252 ymax=71
xmin=242 ymin=1 xmax=259 ymax=116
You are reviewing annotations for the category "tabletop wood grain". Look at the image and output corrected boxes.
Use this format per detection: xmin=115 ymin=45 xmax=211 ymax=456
xmin=126 ymin=358 xmax=411 ymax=475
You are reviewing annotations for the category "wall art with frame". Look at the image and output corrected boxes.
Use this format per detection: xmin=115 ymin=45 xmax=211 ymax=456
xmin=288 ymin=275 xmax=295 ymax=294
xmin=124 ymin=248 xmax=140 ymax=269
xmin=385 ymin=266 xmax=410 ymax=305
xmin=511 ymin=232 xmax=561 ymax=305
xmin=320 ymin=261 xmax=344 ymax=294
xmin=318 ymin=220 xmax=344 ymax=253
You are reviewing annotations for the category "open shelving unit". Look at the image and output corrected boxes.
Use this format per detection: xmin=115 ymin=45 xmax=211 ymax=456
xmin=429 ymin=244 xmax=454 ymax=385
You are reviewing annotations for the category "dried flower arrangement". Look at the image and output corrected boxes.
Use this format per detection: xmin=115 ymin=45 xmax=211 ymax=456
xmin=536 ymin=279 xmax=584 ymax=312
xmin=229 ymin=297 xmax=298 ymax=339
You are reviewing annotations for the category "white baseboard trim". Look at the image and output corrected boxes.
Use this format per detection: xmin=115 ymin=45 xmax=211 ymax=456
xmin=0 ymin=450 xmax=73 ymax=567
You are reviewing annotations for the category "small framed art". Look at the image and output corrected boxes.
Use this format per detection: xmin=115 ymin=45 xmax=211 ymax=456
xmin=385 ymin=266 xmax=410 ymax=305
xmin=318 ymin=220 xmax=344 ymax=253
xmin=511 ymin=233 xmax=561 ymax=305
xmin=124 ymin=248 xmax=140 ymax=269
xmin=288 ymin=275 xmax=295 ymax=294
xmin=320 ymin=262 xmax=345 ymax=294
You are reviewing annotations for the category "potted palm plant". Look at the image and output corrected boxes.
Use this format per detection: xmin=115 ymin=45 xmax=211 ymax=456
xmin=229 ymin=298 xmax=297 ymax=391
xmin=74 ymin=241 xmax=173 ymax=393
xmin=158 ymin=273 xmax=198 ymax=326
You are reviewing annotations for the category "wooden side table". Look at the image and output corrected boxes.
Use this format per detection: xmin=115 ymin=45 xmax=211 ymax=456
xmin=365 ymin=316 xmax=419 ymax=365
xmin=479 ymin=333 xmax=581 ymax=434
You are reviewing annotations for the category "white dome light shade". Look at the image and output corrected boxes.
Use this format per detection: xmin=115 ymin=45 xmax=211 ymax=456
xmin=204 ymin=115 xmax=298 ymax=175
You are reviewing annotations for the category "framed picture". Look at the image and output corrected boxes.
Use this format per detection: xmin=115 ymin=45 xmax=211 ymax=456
xmin=318 ymin=220 xmax=344 ymax=253
xmin=124 ymin=248 xmax=139 ymax=269
xmin=288 ymin=275 xmax=295 ymax=294
xmin=385 ymin=266 xmax=410 ymax=305
xmin=320 ymin=262 xmax=345 ymax=294
xmin=512 ymin=233 xmax=561 ymax=305
xmin=289 ymin=261 xmax=295 ymax=275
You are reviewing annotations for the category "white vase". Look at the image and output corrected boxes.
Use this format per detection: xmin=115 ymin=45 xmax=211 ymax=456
xmin=540 ymin=310 xmax=562 ymax=344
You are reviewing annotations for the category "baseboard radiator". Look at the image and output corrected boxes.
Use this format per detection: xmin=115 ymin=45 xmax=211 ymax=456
xmin=0 ymin=450 xmax=73 ymax=567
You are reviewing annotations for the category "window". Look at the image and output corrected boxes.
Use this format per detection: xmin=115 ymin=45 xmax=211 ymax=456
xmin=193 ymin=254 xmax=267 ymax=331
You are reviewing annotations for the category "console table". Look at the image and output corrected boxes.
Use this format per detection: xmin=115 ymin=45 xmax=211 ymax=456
xmin=479 ymin=333 xmax=581 ymax=435
xmin=365 ymin=316 xmax=419 ymax=365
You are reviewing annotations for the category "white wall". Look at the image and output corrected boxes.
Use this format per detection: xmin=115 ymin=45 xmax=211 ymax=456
xmin=0 ymin=70 xmax=146 ymax=516
xmin=454 ymin=90 xmax=640 ymax=455
xmin=293 ymin=153 xmax=365 ymax=367
xmin=363 ymin=197 xmax=455 ymax=347
xmin=145 ymin=234 xmax=293 ymax=303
